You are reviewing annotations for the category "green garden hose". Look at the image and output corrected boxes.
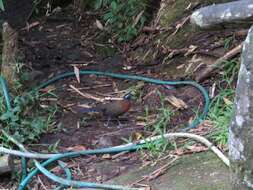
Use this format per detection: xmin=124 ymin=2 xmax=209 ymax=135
xmin=0 ymin=70 xmax=210 ymax=190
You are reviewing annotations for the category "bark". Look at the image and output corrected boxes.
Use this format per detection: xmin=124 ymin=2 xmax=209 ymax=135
xmin=1 ymin=22 xmax=19 ymax=91
xmin=229 ymin=25 xmax=253 ymax=190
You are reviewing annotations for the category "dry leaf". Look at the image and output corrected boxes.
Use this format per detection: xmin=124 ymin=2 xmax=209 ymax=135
xmin=66 ymin=145 xmax=86 ymax=151
xmin=96 ymin=19 xmax=104 ymax=30
xmin=186 ymin=145 xmax=208 ymax=152
xmin=210 ymin=82 xmax=216 ymax=98
xmin=74 ymin=66 xmax=80 ymax=83
xmin=165 ymin=95 xmax=188 ymax=109
xmin=185 ymin=3 xmax=192 ymax=10
xmin=133 ymin=10 xmax=144 ymax=27
xmin=40 ymin=85 xmax=56 ymax=93
xmin=102 ymin=154 xmax=111 ymax=159
xmin=184 ymin=45 xmax=197 ymax=56
xmin=223 ymin=97 xmax=233 ymax=105
xmin=131 ymin=132 xmax=143 ymax=141
xmin=78 ymin=104 xmax=92 ymax=108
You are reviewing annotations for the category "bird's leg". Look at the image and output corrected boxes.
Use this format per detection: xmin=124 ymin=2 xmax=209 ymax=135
xmin=104 ymin=116 xmax=111 ymax=127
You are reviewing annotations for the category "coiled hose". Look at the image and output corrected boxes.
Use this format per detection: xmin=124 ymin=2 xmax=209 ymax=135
xmin=0 ymin=70 xmax=210 ymax=190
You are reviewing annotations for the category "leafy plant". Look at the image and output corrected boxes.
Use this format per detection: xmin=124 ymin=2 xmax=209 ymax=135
xmin=223 ymin=35 xmax=235 ymax=50
xmin=208 ymin=88 xmax=234 ymax=146
xmin=94 ymin=0 xmax=147 ymax=42
xmin=142 ymin=93 xmax=174 ymax=157
xmin=208 ymin=59 xmax=239 ymax=146
xmin=0 ymin=92 xmax=47 ymax=145
xmin=48 ymin=139 xmax=60 ymax=153
xmin=0 ymin=0 xmax=4 ymax=11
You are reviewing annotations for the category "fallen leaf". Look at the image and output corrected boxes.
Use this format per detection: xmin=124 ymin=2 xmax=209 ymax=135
xmin=74 ymin=66 xmax=80 ymax=83
xmin=186 ymin=144 xmax=208 ymax=152
xmin=165 ymin=95 xmax=188 ymax=109
xmin=131 ymin=132 xmax=143 ymax=141
xmin=223 ymin=97 xmax=233 ymax=105
xmin=66 ymin=145 xmax=86 ymax=151
xmin=96 ymin=19 xmax=104 ymax=30
xmin=102 ymin=154 xmax=111 ymax=159
xmin=40 ymin=85 xmax=56 ymax=93
xmin=184 ymin=45 xmax=197 ymax=56
xmin=133 ymin=10 xmax=144 ymax=27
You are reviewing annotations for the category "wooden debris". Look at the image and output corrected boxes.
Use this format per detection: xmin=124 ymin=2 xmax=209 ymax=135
xmin=130 ymin=156 xmax=178 ymax=186
xmin=21 ymin=21 xmax=40 ymax=31
xmin=69 ymin=85 xmax=104 ymax=102
xmin=196 ymin=43 xmax=242 ymax=82
xmin=171 ymin=16 xmax=190 ymax=36
xmin=165 ymin=95 xmax=188 ymax=110
xmin=0 ymin=154 xmax=14 ymax=175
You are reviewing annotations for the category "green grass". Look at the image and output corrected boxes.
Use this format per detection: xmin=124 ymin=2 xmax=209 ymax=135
xmin=208 ymin=88 xmax=234 ymax=146
xmin=207 ymin=59 xmax=239 ymax=146
xmin=140 ymin=92 xmax=175 ymax=157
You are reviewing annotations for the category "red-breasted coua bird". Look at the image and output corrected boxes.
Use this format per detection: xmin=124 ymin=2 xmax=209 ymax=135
xmin=77 ymin=93 xmax=132 ymax=127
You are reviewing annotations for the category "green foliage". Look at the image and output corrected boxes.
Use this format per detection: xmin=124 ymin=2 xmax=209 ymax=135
xmin=0 ymin=93 xmax=47 ymax=145
xmin=208 ymin=88 xmax=234 ymax=146
xmin=0 ymin=91 xmax=54 ymax=146
xmin=208 ymin=59 xmax=239 ymax=146
xmin=0 ymin=0 xmax=4 ymax=11
xmin=223 ymin=35 xmax=235 ymax=50
xmin=94 ymin=0 xmax=147 ymax=42
xmin=48 ymin=139 xmax=60 ymax=153
xmin=142 ymin=93 xmax=174 ymax=157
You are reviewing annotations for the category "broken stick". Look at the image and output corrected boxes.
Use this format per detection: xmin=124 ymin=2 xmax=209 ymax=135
xmin=195 ymin=43 xmax=242 ymax=82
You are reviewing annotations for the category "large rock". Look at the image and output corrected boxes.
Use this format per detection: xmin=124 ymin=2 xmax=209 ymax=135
xmin=157 ymin=0 xmax=232 ymax=48
xmin=108 ymin=152 xmax=230 ymax=190
xmin=191 ymin=0 xmax=253 ymax=28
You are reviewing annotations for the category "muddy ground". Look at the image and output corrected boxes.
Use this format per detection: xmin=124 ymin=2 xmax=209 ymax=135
xmin=0 ymin=2 xmax=245 ymax=189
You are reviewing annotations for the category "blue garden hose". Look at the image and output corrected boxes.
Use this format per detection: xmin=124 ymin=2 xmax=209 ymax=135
xmin=0 ymin=70 xmax=210 ymax=190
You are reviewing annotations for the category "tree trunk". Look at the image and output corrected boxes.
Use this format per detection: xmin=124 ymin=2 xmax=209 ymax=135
xmin=1 ymin=22 xmax=18 ymax=92
xmin=229 ymin=25 xmax=253 ymax=190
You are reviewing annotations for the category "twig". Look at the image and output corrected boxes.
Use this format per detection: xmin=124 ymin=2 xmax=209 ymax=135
xmin=67 ymin=84 xmax=111 ymax=91
xmin=146 ymin=156 xmax=178 ymax=180
xmin=37 ymin=176 xmax=48 ymax=190
xmin=21 ymin=21 xmax=40 ymax=31
xmin=70 ymin=85 xmax=124 ymax=101
xmin=196 ymin=43 xmax=242 ymax=82
xmin=171 ymin=16 xmax=190 ymax=36
xmin=130 ymin=156 xmax=178 ymax=186
xmin=69 ymin=85 xmax=104 ymax=102
xmin=111 ymin=151 xmax=128 ymax=159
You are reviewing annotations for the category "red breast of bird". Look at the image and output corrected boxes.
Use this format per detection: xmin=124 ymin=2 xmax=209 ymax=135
xmin=77 ymin=99 xmax=131 ymax=117
xmin=98 ymin=99 xmax=131 ymax=117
